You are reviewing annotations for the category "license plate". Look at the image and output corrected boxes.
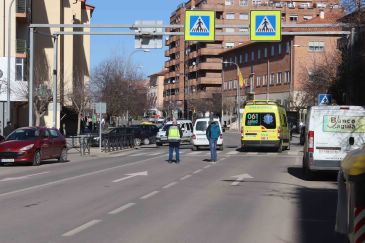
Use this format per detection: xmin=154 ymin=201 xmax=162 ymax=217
xmin=318 ymin=149 xmax=340 ymax=154
xmin=1 ymin=159 xmax=14 ymax=163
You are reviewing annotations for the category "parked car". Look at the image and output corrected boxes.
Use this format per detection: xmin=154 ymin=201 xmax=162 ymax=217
xmin=191 ymin=118 xmax=224 ymax=151
xmin=0 ymin=127 xmax=67 ymax=166
xmin=129 ymin=124 xmax=160 ymax=146
xmin=156 ymin=120 xmax=193 ymax=146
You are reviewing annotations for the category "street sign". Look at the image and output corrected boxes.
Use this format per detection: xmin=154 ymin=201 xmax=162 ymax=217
xmin=185 ymin=10 xmax=215 ymax=41
xmin=134 ymin=20 xmax=163 ymax=49
xmin=318 ymin=94 xmax=332 ymax=105
xmin=95 ymin=102 xmax=107 ymax=114
xmin=250 ymin=10 xmax=281 ymax=41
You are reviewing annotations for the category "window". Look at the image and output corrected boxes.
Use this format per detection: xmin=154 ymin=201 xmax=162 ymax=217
xmin=308 ymin=41 xmax=325 ymax=52
xmin=258 ymin=49 xmax=261 ymax=60
xmin=16 ymin=58 xmax=25 ymax=81
xmin=289 ymin=15 xmax=298 ymax=22
xmin=270 ymin=72 xmax=275 ymax=85
xmin=239 ymin=0 xmax=248 ymax=6
xmin=225 ymin=28 xmax=235 ymax=32
xmin=271 ymin=45 xmax=275 ymax=56
xmin=286 ymin=41 xmax=290 ymax=53
xmin=225 ymin=42 xmax=235 ymax=48
xmin=224 ymin=82 xmax=228 ymax=90
xmin=196 ymin=121 xmax=208 ymax=131
xmin=257 ymin=76 xmax=261 ymax=87
xmin=264 ymin=47 xmax=268 ymax=58
xmin=285 ymin=71 xmax=291 ymax=83
xmin=239 ymin=27 xmax=249 ymax=32
xmin=277 ymin=72 xmax=282 ymax=84
xmin=245 ymin=113 xmax=276 ymax=129
xmin=304 ymin=15 xmax=313 ymax=20
xmin=234 ymin=56 xmax=237 ymax=64
xmin=239 ymin=54 xmax=243 ymax=64
xmin=278 ymin=43 xmax=282 ymax=55
xmin=225 ymin=0 xmax=233 ymax=5
xmin=244 ymin=53 xmax=248 ymax=63
xmin=228 ymin=80 xmax=232 ymax=89
xmin=251 ymin=51 xmax=255 ymax=61
xmin=226 ymin=13 xmax=235 ymax=19
xmin=239 ymin=13 xmax=249 ymax=20
xmin=233 ymin=80 xmax=237 ymax=89
xmin=49 ymin=129 xmax=59 ymax=138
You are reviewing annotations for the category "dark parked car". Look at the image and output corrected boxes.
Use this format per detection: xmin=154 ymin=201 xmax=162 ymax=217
xmin=0 ymin=127 xmax=67 ymax=166
xmin=129 ymin=124 xmax=159 ymax=146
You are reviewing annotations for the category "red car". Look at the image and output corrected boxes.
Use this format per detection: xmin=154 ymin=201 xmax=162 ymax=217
xmin=0 ymin=127 xmax=67 ymax=166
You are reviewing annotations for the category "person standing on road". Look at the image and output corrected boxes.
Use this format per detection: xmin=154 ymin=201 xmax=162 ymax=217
xmin=166 ymin=119 xmax=183 ymax=163
xmin=206 ymin=119 xmax=220 ymax=162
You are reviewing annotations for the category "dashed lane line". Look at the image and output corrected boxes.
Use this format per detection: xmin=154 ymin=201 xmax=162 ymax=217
xmin=108 ymin=203 xmax=135 ymax=215
xmin=226 ymin=151 xmax=239 ymax=155
xmin=62 ymin=219 xmax=102 ymax=237
xmin=204 ymin=165 xmax=211 ymax=169
xmin=180 ymin=175 xmax=192 ymax=181
xmin=130 ymin=152 xmax=148 ymax=157
xmin=140 ymin=191 xmax=159 ymax=200
xmin=163 ymin=181 xmax=177 ymax=189
xmin=193 ymin=169 xmax=202 ymax=174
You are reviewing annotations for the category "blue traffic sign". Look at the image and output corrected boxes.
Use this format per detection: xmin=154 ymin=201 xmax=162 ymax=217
xmin=185 ymin=10 xmax=215 ymax=41
xmin=318 ymin=94 xmax=332 ymax=105
xmin=250 ymin=10 xmax=281 ymax=41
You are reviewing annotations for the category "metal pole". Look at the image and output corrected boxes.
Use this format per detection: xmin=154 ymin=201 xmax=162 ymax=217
xmin=52 ymin=35 xmax=59 ymax=128
xmin=235 ymin=64 xmax=241 ymax=132
xmin=266 ymin=56 xmax=270 ymax=100
xmin=289 ymin=39 xmax=294 ymax=109
xmin=221 ymin=66 xmax=224 ymax=125
xmin=99 ymin=103 xmax=102 ymax=152
xmin=29 ymin=28 xmax=34 ymax=126
xmin=6 ymin=0 xmax=16 ymax=123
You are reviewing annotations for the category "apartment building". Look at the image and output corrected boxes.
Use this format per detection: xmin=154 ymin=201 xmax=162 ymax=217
xmin=220 ymin=11 xmax=343 ymax=126
xmin=164 ymin=0 xmax=342 ymax=119
xmin=0 ymin=0 xmax=94 ymax=133
xmin=148 ymin=69 xmax=167 ymax=112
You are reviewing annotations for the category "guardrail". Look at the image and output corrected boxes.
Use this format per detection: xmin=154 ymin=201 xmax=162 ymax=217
xmin=102 ymin=133 xmax=135 ymax=152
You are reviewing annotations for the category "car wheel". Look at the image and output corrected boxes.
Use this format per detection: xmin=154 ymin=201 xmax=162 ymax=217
xmin=32 ymin=151 xmax=41 ymax=166
xmin=156 ymin=142 xmax=162 ymax=146
xmin=277 ymin=140 xmax=283 ymax=153
xmin=134 ymin=138 xmax=142 ymax=146
xmin=192 ymin=145 xmax=198 ymax=151
xmin=143 ymin=138 xmax=150 ymax=145
xmin=58 ymin=148 xmax=68 ymax=162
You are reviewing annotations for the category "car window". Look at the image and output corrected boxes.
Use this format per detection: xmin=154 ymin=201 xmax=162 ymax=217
xmin=44 ymin=130 xmax=50 ymax=138
xmin=245 ymin=113 xmax=276 ymax=129
xmin=195 ymin=121 xmax=208 ymax=131
xmin=49 ymin=129 xmax=59 ymax=138
xmin=189 ymin=123 xmax=193 ymax=131
xmin=7 ymin=129 xmax=40 ymax=141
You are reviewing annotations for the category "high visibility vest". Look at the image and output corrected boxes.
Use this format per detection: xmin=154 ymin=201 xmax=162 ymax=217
xmin=168 ymin=126 xmax=180 ymax=140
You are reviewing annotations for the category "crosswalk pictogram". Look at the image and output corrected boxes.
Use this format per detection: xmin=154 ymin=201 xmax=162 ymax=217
xmin=256 ymin=16 xmax=275 ymax=33
xmin=190 ymin=16 xmax=209 ymax=33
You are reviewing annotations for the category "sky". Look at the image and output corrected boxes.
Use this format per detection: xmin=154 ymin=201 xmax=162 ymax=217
xmin=89 ymin=0 xmax=184 ymax=78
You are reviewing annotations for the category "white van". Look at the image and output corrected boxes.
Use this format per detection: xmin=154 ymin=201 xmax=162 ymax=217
xmin=191 ymin=118 xmax=223 ymax=151
xmin=156 ymin=120 xmax=193 ymax=146
xmin=302 ymin=105 xmax=365 ymax=178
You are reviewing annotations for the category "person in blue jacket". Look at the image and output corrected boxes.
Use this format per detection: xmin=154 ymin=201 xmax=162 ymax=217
xmin=206 ymin=119 xmax=220 ymax=162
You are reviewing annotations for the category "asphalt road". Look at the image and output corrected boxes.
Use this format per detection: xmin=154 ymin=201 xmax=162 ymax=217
xmin=0 ymin=132 xmax=346 ymax=243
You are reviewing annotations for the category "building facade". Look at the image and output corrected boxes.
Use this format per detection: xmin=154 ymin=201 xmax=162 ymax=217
xmin=164 ymin=0 xmax=342 ymax=119
xmin=148 ymin=69 xmax=167 ymax=113
xmin=0 ymin=0 xmax=94 ymax=134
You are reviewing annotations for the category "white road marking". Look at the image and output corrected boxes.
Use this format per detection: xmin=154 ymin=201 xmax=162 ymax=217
xmin=108 ymin=203 xmax=135 ymax=215
xmin=180 ymin=175 xmax=191 ymax=181
xmin=0 ymin=171 xmax=50 ymax=182
xmin=247 ymin=152 xmax=259 ymax=155
xmin=140 ymin=191 xmax=159 ymax=200
xmin=220 ymin=158 xmax=227 ymax=161
xmin=62 ymin=219 xmax=101 ymax=237
xmin=193 ymin=169 xmax=202 ymax=174
xmin=163 ymin=182 xmax=177 ymax=189
xmin=112 ymin=171 xmax=148 ymax=183
xmin=0 ymin=154 xmax=166 ymax=199
xmin=231 ymin=173 xmax=254 ymax=186
xmin=288 ymin=152 xmax=299 ymax=156
xmin=227 ymin=151 xmax=239 ymax=155
xmin=149 ymin=152 xmax=164 ymax=156
xmin=186 ymin=151 xmax=202 ymax=156
xmin=204 ymin=165 xmax=211 ymax=169
xmin=266 ymin=153 xmax=278 ymax=156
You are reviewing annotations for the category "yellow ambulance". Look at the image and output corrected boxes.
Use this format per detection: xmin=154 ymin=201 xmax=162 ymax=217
xmin=241 ymin=100 xmax=290 ymax=152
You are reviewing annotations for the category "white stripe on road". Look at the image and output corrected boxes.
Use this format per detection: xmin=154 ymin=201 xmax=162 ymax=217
xmin=288 ymin=152 xmax=300 ymax=156
xmin=186 ymin=151 xmax=202 ymax=156
xmin=193 ymin=169 xmax=202 ymax=174
xmin=130 ymin=152 xmax=147 ymax=157
xmin=62 ymin=219 xmax=101 ymax=237
xmin=247 ymin=152 xmax=259 ymax=155
xmin=204 ymin=165 xmax=211 ymax=169
xmin=180 ymin=175 xmax=191 ymax=181
xmin=0 ymin=171 xmax=49 ymax=182
xmin=108 ymin=203 xmax=135 ymax=215
xmin=149 ymin=152 xmax=164 ymax=156
xmin=0 ymin=154 xmax=167 ymax=199
xmin=227 ymin=151 xmax=239 ymax=155
xmin=163 ymin=182 xmax=177 ymax=189
xmin=140 ymin=191 xmax=159 ymax=200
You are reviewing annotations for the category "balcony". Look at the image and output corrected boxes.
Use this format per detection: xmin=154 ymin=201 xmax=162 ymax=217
xmin=198 ymin=77 xmax=222 ymax=85
xmin=198 ymin=62 xmax=222 ymax=70
xmin=16 ymin=39 xmax=27 ymax=58
xmin=199 ymin=47 xmax=222 ymax=56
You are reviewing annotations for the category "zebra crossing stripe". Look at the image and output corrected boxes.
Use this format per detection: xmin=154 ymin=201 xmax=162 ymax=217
xmin=227 ymin=151 xmax=239 ymax=155
xmin=149 ymin=152 xmax=164 ymax=156
xmin=130 ymin=152 xmax=147 ymax=157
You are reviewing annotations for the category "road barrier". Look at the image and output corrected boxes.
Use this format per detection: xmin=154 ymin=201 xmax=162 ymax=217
xmin=336 ymin=145 xmax=365 ymax=243
xmin=102 ymin=132 xmax=135 ymax=152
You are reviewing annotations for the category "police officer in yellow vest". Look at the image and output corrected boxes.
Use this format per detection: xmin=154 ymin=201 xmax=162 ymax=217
xmin=166 ymin=118 xmax=183 ymax=163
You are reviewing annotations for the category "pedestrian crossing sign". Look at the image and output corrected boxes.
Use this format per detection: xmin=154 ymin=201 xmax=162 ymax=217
xmin=185 ymin=10 xmax=215 ymax=41
xmin=250 ymin=10 xmax=281 ymax=41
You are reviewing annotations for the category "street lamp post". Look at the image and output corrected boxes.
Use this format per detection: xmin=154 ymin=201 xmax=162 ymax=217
xmin=6 ymin=0 xmax=16 ymax=123
xmin=222 ymin=61 xmax=241 ymax=131
xmin=125 ymin=49 xmax=150 ymax=124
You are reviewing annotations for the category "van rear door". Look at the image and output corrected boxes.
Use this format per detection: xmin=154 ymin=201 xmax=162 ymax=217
xmin=312 ymin=107 xmax=365 ymax=162
xmin=244 ymin=112 xmax=277 ymax=141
